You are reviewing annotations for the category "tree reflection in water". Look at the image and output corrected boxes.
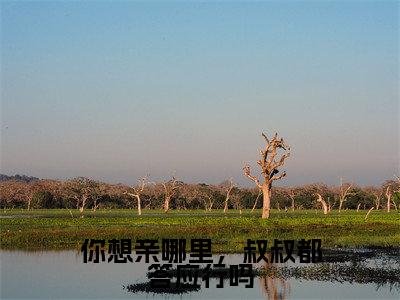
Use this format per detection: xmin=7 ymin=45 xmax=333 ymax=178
xmin=259 ymin=254 xmax=290 ymax=300
xmin=123 ymin=248 xmax=400 ymax=297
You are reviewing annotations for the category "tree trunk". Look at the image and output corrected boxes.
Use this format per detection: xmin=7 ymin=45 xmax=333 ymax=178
xmin=338 ymin=200 xmax=343 ymax=212
xmin=317 ymin=194 xmax=328 ymax=215
xmin=79 ymin=205 xmax=84 ymax=218
xmin=392 ymin=199 xmax=398 ymax=211
xmin=365 ymin=207 xmax=374 ymax=220
xmin=223 ymin=200 xmax=228 ymax=213
xmin=137 ymin=196 xmax=142 ymax=216
xmin=79 ymin=195 xmax=87 ymax=218
xmin=261 ymin=186 xmax=271 ymax=219
xmin=356 ymin=203 xmax=361 ymax=212
xmin=375 ymin=197 xmax=380 ymax=210
xmin=164 ymin=197 xmax=170 ymax=212
xmin=251 ymin=191 xmax=261 ymax=212
xmin=385 ymin=186 xmax=392 ymax=213
xmin=93 ymin=199 xmax=98 ymax=212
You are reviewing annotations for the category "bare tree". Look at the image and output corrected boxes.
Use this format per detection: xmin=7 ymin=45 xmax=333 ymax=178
xmin=63 ymin=178 xmax=100 ymax=217
xmin=383 ymin=179 xmax=400 ymax=212
xmin=395 ymin=175 xmax=400 ymax=210
xmin=162 ymin=177 xmax=179 ymax=212
xmin=243 ymin=132 xmax=290 ymax=219
xmin=385 ymin=186 xmax=392 ymax=212
xmin=186 ymin=184 xmax=217 ymax=212
xmin=203 ymin=194 xmax=214 ymax=212
xmin=288 ymin=188 xmax=296 ymax=211
xmin=231 ymin=191 xmax=243 ymax=214
xmin=125 ymin=177 xmax=150 ymax=216
xmin=222 ymin=179 xmax=234 ymax=213
xmin=365 ymin=186 xmax=383 ymax=210
xmin=365 ymin=207 xmax=374 ymax=220
xmin=316 ymin=193 xmax=328 ymax=215
xmin=251 ymin=190 xmax=262 ymax=212
xmin=259 ymin=254 xmax=290 ymax=300
xmin=338 ymin=178 xmax=353 ymax=212
xmin=327 ymin=196 xmax=336 ymax=212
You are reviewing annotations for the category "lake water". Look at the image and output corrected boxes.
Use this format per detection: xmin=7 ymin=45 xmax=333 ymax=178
xmin=1 ymin=250 xmax=399 ymax=299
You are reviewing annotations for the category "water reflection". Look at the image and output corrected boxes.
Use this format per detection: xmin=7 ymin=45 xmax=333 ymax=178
xmin=259 ymin=254 xmax=290 ymax=300
xmin=123 ymin=248 xmax=399 ymax=299
xmin=1 ymin=248 xmax=399 ymax=299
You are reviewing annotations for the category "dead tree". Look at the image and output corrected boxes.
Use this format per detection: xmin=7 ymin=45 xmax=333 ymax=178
xmin=288 ymin=188 xmax=296 ymax=211
xmin=162 ymin=177 xmax=179 ymax=212
xmin=243 ymin=132 xmax=290 ymax=219
xmin=231 ymin=192 xmax=243 ymax=214
xmin=64 ymin=178 xmax=99 ymax=217
xmin=385 ymin=186 xmax=392 ymax=212
xmin=316 ymin=193 xmax=328 ymax=215
xmin=327 ymin=197 xmax=336 ymax=212
xmin=251 ymin=190 xmax=262 ymax=212
xmin=125 ymin=177 xmax=149 ymax=216
xmin=338 ymin=178 xmax=352 ymax=212
xmin=259 ymin=254 xmax=290 ymax=300
xmin=203 ymin=194 xmax=214 ymax=212
xmin=223 ymin=179 xmax=234 ymax=213
xmin=365 ymin=207 xmax=374 ymax=220
xmin=383 ymin=178 xmax=399 ymax=212
xmin=373 ymin=190 xmax=382 ymax=210
xmin=395 ymin=175 xmax=400 ymax=210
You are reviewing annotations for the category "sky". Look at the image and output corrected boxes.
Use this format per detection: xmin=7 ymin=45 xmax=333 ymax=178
xmin=1 ymin=1 xmax=398 ymax=187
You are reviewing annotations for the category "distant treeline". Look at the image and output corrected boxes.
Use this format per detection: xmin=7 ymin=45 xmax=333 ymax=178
xmin=0 ymin=174 xmax=39 ymax=183
xmin=0 ymin=175 xmax=399 ymax=211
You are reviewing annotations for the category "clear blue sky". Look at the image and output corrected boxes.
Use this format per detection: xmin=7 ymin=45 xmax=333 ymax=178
xmin=1 ymin=1 xmax=398 ymax=186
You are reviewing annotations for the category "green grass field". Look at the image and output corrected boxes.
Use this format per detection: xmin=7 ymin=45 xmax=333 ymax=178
xmin=1 ymin=209 xmax=399 ymax=252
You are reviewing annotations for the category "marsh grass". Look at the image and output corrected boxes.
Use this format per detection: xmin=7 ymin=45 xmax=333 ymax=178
xmin=1 ymin=209 xmax=399 ymax=252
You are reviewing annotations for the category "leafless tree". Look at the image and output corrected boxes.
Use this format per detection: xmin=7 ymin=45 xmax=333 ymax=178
xmin=231 ymin=192 xmax=243 ymax=214
xmin=222 ymin=179 xmax=235 ymax=213
xmin=337 ymin=178 xmax=353 ymax=212
xmin=327 ymin=196 xmax=336 ymax=212
xmin=365 ymin=207 xmax=374 ymax=220
xmin=251 ymin=190 xmax=262 ymax=212
xmin=64 ymin=178 xmax=100 ymax=217
xmin=162 ymin=177 xmax=179 ymax=212
xmin=243 ymin=132 xmax=290 ymax=219
xmin=368 ymin=188 xmax=383 ymax=210
xmin=316 ymin=193 xmax=328 ymax=215
xmin=288 ymin=188 xmax=296 ymax=211
xmin=125 ymin=176 xmax=150 ymax=216
xmin=259 ymin=254 xmax=290 ymax=300
xmin=385 ymin=186 xmax=392 ymax=212
xmin=203 ymin=194 xmax=215 ymax=212
xmin=383 ymin=179 xmax=400 ymax=212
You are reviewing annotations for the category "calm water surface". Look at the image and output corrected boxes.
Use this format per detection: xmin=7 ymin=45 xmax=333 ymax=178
xmin=1 ymin=250 xmax=399 ymax=299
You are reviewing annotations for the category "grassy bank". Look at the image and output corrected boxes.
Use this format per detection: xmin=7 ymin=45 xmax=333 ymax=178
xmin=1 ymin=209 xmax=399 ymax=252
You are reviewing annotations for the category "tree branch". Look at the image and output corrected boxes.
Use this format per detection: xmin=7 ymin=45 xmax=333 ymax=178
xmin=243 ymin=164 xmax=262 ymax=189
